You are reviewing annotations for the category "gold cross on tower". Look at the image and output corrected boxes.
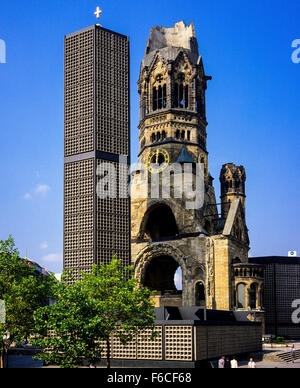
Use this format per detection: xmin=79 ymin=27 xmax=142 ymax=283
xmin=94 ymin=6 xmax=102 ymax=26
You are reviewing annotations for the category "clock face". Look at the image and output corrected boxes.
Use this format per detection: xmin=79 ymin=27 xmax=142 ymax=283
xmin=198 ymin=153 xmax=209 ymax=178
xmin=147 ymin=148 xmax=170 ymax=174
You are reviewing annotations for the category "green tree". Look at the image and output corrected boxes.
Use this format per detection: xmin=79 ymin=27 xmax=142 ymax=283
xmin=33 ymin=259 xmax=156 ymax=368
xmin=0 ymin=236 xmax=56 ymax=368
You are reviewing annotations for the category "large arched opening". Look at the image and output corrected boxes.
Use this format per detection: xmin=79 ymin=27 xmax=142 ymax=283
xmin=143 ymin=204 xmax=179 ymax=241
xmin=143 ymin=255 xmax=181 ymax=294
xmin=135 ymin=243 xmax=187 ymax=307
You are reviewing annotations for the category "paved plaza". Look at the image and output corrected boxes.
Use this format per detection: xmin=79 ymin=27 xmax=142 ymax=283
xmin=6 ymin=354 xmax=300 ymax=369
xmin=239 ymin=360 xmax=300 ymax=368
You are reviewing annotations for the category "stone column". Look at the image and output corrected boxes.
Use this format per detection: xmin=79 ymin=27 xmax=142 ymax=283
xmin=257 ymin=285 xmax=263 ymax=311
xmin=246 ymin=285 xmax=251 ymax=311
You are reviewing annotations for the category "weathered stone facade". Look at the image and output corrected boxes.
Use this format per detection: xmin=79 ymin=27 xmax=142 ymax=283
xmin=131 ymin=21 xmax=264 ymax=314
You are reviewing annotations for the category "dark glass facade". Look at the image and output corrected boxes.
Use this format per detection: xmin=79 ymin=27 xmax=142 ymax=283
xmin=250 ymin=257 xmax=300 ymax=338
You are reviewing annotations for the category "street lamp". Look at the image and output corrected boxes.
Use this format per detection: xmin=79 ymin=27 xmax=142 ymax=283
xmin=3 ymin=332 xmax=10 ymax=343
xmin=2 ymin=332 xmax=11 ymax=369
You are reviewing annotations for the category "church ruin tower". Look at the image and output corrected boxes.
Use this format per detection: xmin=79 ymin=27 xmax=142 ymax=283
xmin=138 ymin=21 xmax=211 ymax=151
xmin=220 ymin=163 xmax=246 ymax=220
xmin=131 ymin=22 xmax=264 ymax=314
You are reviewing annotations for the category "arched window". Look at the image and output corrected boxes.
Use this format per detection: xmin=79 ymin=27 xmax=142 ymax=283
xmin=195 ymin=282 xmax=206 ymax=307
xmin=153 ymin=87 xmax=157 ymax=111
xmin=153 ymin=83 xmax=167 ymax=111
xmin=176 ymin=130 xmax=181 ymax=139
xmin=249 ymin=283 xmax=258 ymax=310
xmin=162 ymin=85 xmax=167 ymax=108
xmin=174 ymin=74 xmax=189 ymax=109
xmin=237 ymin=283 xmax=246 ymax=309
xmin=151 ymin=133 xmax=156 ymax=143
xmin=145 ymin=205 xmax=179 ymax=241
xmin=162 ymin=131 xmax=166 ymax=140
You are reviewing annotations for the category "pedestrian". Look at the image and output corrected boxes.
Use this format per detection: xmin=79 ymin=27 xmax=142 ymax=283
xmin=218 ymin=356 xmax=225 ymax=368
xmin=248 ymin=358 xmax=256 ymax=368
xmin=231 ymin=356 xmax=238 ymax=369
xmin=224 ymin=357 xmax=231 ymax=368
xmin=291 ymin=345 xmax=296 ymax=364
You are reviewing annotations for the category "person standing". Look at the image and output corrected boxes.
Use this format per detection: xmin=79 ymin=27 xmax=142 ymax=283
xmin=218 ymin=356 xmax=225 ymax=368
xmin=224 ymin=357 xmax=231 ymax=369
xmin=248 ymin=358 xmax=256 ymax=368
xmin=291 ymin=345 xmax=296 ymax=364
xmin=231 ymin=357 xmax=239 ymax=369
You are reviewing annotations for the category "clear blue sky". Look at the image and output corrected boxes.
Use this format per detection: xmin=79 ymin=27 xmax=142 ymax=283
xmin=0 ymin=0 xmax=299 ymax=274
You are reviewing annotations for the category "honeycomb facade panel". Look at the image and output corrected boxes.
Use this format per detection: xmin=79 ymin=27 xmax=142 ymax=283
xmin=165 ymin=326 xmax=193 ymax=361
xmin=137 ymin=327 xmax=163 ymax=360
xmin=96 ymin=159 xmax=130 ymax=267
xmin=95 ymin=29 xmax=130 ymax=156
xmin=64 ymin=28 xmax=95 ymax=157
xmin=111 ymin=333 xmax=137 ymax=360
xmin=64 ymin=25 xmax=130 ymax=279
xmin=64 ymin=159 xmax=95 ymax=275
xmin=97 ymin=322 xmax=261 ymax=364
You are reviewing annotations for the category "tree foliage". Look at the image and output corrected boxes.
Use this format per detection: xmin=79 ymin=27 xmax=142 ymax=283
xmin=0 ymin=236 xmax=56 ymax=367
xmin=33 ymin=259 xmax=156 ymax=368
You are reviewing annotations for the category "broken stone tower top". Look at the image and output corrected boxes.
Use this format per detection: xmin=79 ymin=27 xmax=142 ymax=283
xmin=143 ymin=21 xmax=200 ymax=67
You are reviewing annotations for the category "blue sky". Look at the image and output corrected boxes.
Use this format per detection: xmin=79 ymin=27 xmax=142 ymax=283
xmin=0 ymin=0 xmax=299 ymax=274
